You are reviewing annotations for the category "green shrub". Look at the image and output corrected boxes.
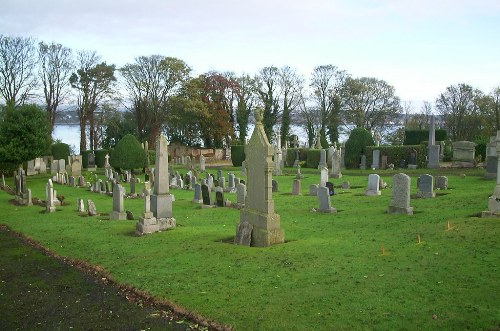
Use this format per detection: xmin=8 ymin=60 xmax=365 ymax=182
xmin=231 ymin=145 xmax=245 ymax=167
xmin=286 ymin=148 xmax=308 ymax=166
xmin=51 ymin=143 xmax=70 ymax=162
xmin=94 ymin=149 xmax=110 ymax=168
xmin=474 ymin=136 xmax=488 ymax=162
xmin=109 ymin=134 xmax=146 ymax=171
xmin=0 ymin=161 xmax=19 ymax=177
xmin=365 ymin=145 xmax=427 ymax=168
xmin=344 ymin=128 xmax=375 ymax=168
xmin=404 ymin=130 xmax=447 ymax=145
xmin=306 ymin=149 xmax=321 ymax=168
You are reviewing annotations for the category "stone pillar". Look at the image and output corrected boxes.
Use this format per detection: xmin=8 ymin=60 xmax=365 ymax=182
xmin=151 ymin=135 xmax=175 ymax=223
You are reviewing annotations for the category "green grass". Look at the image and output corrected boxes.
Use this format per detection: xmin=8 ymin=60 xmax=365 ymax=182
xmin=1 ymin=166 xmax=499 ymax=330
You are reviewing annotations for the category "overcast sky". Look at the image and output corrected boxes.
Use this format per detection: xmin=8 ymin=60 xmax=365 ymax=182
xmin=1 ymin=0 xmax=499 ymax=109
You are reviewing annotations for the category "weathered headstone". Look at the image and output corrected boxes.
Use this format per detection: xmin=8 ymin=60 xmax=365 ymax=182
xmin=341 ymin=181 xmax=350 ymax=189
xmin=309 ymin=184 xmax=319 ymax=196
xmin=293 ymin=150 xmax=300 ymax=168
xmin=235 ymin=109 xmax=284 ymax=247
xmin=295 ymin=165 xmax=304 ymax=179
xmin=76 ymin=198 xmax=85 ymax=212
xmin=201 ymin=184 xmax=213 ymax=207
xmin=485 ymin=136 xmax=498 ymax=179
xmin=87 ymin=153 xmax=96 ymax=170
xmin=434 ymin=176 xmax=448 ymax=190
xmin=51 ymin=160 xmax=58 ymax=175
xmin=381 ymin=155 xmax=388 ymax=170
xmin=452 ymin=141 xmax=476 ymax=168
xmin=417 ymin=174 xmax=435 ymax=198
xmin=428 ymin=145 xmax=441 ymax=169
xmin=216 ymin=191 xmax=225 ymax=207
xmin=87 ymin=200 xmax=97 ymax=216
xmin=193 ymin=183 xmax=202 ymax=203
xmin=199 ymin=155 xmax=206 ymax=171
xmin=45 ymin=179 xmax=56 ymax=213
xmin=234 ymin=221 xmax=253 ymax=246
xmin=387 ymin=173 xmax=413 ymax=215
xmin=316 ymin=186 xmax=336 ymax=213
xmin=109 ymin=184 xmax=127 ymax=220
xmin=26 ymin=160 xmax=36 ymax=176
xmin=482 ymin=131 xmax=500 ymax=217
xmin=292 ymin=179 xmax=301 ymax=195
xmin=365 ymin=174 xmax=381 ymax=196
xmin=408 ymin=149 xmax=418 ymax=169
xmin=320 ymin=167 xmax=328 ymax=187
xmin=318 ymin=149 xmax=327 ymax=169
xmin=272 ymin=179 xmax=278 ymax=192
xmin=236 ymin=183 xmax=246 ymax=207
xmin=360 ymin=155 xmax=366 ymax=170
xmin=330 ymin=149 xmax=342 ymax=178
xmin=71 ymin=159 xmax=82 ymax=176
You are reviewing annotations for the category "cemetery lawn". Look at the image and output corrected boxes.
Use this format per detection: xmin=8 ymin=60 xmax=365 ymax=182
xmin=1 ymin=167 xmax=499 ymax=330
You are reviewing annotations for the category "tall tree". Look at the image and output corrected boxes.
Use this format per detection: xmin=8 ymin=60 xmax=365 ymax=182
xmin=278 ymin=66 xmax=304 ymax=147
xmin=199 ymin=71 xmax=240 ymax=148
xmin=38 ymin=41 xmax=73 ymax=133
xmin=0 ymin=104 xmax=51 ymax=167
xmin=70 ymin=51 xmax=116 ymax=151
xmin=342 ymin=77 xmax=401 ymax=133
xmin=120 ymin=55 xmax=191 ymax=147
xmin=0 ymin=35 xmax=38 ymax=107
xmin=235 ymin=74 xmax=256 ymax=144
xmin=294 ymin=93 xmax=320 ymax=147
xmin=435 ymin=83 xmax=483 ymax=141
xmin=310 ymin=65 xmax=347 ymax=145
xmin=254 ymin=66 xmax=281 ymax=141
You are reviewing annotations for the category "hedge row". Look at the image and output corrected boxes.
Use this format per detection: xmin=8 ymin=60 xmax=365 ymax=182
xmin=404 ymin=130 xmax=447 ymax=145
xmin=365 ymin=145 xmax=428 ymax=169
xmin=285 ymin=148 xmax=308 ymax=166
xmin=51 ymin=143 xmax=70 ymax=161
xmin=306 ymin=149 xmax=321 ymax=168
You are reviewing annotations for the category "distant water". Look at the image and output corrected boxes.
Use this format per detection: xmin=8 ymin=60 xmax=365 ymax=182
xmin=53 ymin=124 xmax=81 ymax=154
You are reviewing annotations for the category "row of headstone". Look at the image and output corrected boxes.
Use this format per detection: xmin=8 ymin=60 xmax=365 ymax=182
xmin=482 ymin=131 xmax=500 ymax=217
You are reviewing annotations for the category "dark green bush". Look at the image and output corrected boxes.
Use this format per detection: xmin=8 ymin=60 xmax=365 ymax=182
xmin=231 ymin=145 xmax=245 ymax=167
xmin=286 ymin=148 xmax=308 ymax=166
xmin=404 ymin=130 xmax=447 ymax=145
xmin=109 ymin=134 xmax=146 ymax=171
xmin=344 ymin=128 xmax=375 ymax=168
xmin=51 ymin=143 xmax=70 ymax=162
xmin=474 ymin=136 xmax=488 ymax=162
xmin=95 ymin=149 xmax=109 ymax=168
xmin=0 ymin=161 xmax=19 ymax=177
xmin=306 ymin=149 xmax=321 ymax=168
xmin=81 ymin=150 xmax=92 ymax=168
xmin=365 ymin=145 xmax=427 ymax=168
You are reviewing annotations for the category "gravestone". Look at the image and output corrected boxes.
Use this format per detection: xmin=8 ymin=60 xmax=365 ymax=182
xmin=69 ymin=176 xmax=75 ymax=187
xmin=318 ymin=149 xmax=327 ymax=169
xmin=408 ymin=149 xmax=418 ymax=169
xmin=104 ymin=153 xmax=111 ymax=169
xmin=452 ymin=141 xmax=476 ymax=168
xmin=387 ymin=173 xmax=413 ymax=214
xmin=485 ymin=135 xmax=498 ymax=179
xmin=428 ymin=145 xmax=441 ymax=169
xmin=316 ymin=186 xmax=336 ymax=213
xmin=39 ymin=159 xmax=47 ymax=174
xmin=272 ymin=179 xmax=278 ymax=192
xmin=227 ymin=172 xmax=236 ymax=193
xmin=365 ymin=174 xmax=381 ymax=196
xmin=26 ymin=160 xmax=36 ymax=176
xmin=71 ymin=159 xmax=82 ymax=177
xmin=200 ymin=155 xmax=206 ymax=171
xmin=76 ymin=198 xmax=85 ymax=212
xmin=482 ymin=131 xmax=500 ymax=217
xmin=218 ymin=176 xmax=225 ymax=190
xmin=216 ymin=191 xmax=225 ymax=207
xmin=417 ymin=174 xmax=435 ymax=198
xmin=236 ymin=183 xmax=246 ymax=207
xmin=320 ymin=167 xmax=328 ymax=187
xmin=235 ymin=109 xmax=284 ymax=247
xmin=193 ymin=183 xmax=202 ymax=203
xmin=330 ymin=149 xmax=342 ymax=178
xmin=150 ymin=135 xmax=175 ymax=229
xmin=309 ymin=184 xmax=319 ymax=196
xmin=109 ymin=184 xmax=127 ymax=220
xmin=51 ymin=160 xmax=58 ymax=175
xmin=360 ymin=155 xmax=366 ymax=170
xmin=325 ymin=181 xmax=334 ymax=196
xmin=434 ymin=176 xmax=448 ymax=190
xmin=87 ymin=200 xmax=97 ymax=216
xmin=241 ymin=160 xmax=246 ymax=177
xmin=234 ymin=221 xmax=253 ymax=246
xmin=135 ymin=186 xmax=160 ymax=235
xmin=341 ymin=181 xmax=350 ymax=189
xmin=295 ymin=165 xmax=304 ymax=179
xmin=130 ymin=177 xmax=136 ymax=194
xmin=201 ymin=184 xmax=213 ymax=207
xmin=45 ymin=179 xmax=56 ymax=213
xmin=371 ymin=150 xmax=380 ymax=169
xmin=58 ymin=159 xmax=66 ymax=173
xmin=292 ymin=179 xmax=301 ymax=195
xmin=87 ymin=153 xmax=96 ymax=170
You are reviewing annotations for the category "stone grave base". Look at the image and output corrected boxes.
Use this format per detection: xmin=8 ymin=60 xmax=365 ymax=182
xmin=240 ymin=209 xmax=284 ymax=247
xmin=481 ymin=211 xmax=500 ymax=218
xmin=317 ymin=207 xmax=337 ymax=213
xmin=365 ymin=190 xmax=381 ymax=196
xmin=451 ymin=160 xmax=475 ymax=168
xmin=387 ymin=205 xmax=414 ymax=215
xmin=427 ymin=163 xmax=440 ymax=169
xmin=151 ymin=194 xmax=174 ymax=218
xmin=407 ymin=165 xmax=417 ymax=169
xmin=135 ymin=217 xmax=176 ymax=235
xmin=109 ymin=211 xmax=127 ymax=220
xmin=200 ymin=204 xmax=216 ymax=209
xmin=416 ymin=191 xmax=436 ymax=199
